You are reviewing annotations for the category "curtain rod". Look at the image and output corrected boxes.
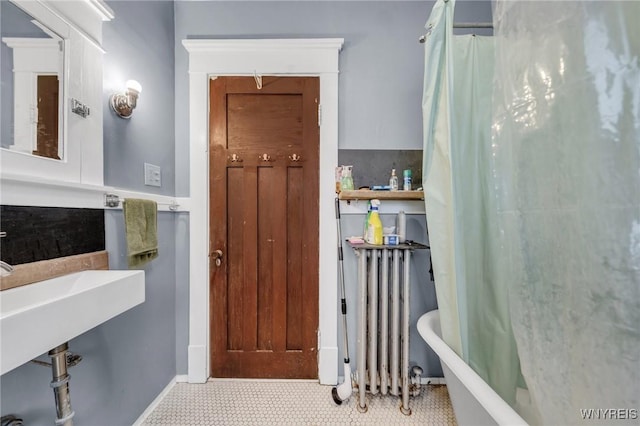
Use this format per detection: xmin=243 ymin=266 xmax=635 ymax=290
xmin=419 ymin=22 xmax=493 ymax=43
xmin=453 ymin=22 xmax=493 ymax=28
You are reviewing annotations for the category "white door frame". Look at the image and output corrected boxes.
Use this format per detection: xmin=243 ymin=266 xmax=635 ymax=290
xmin=183 ymin=39 xmax=344 ymax=384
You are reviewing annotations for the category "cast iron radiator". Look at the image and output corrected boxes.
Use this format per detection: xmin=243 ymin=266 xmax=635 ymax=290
xmin=349 ymin=242 xmax=429 ymax=414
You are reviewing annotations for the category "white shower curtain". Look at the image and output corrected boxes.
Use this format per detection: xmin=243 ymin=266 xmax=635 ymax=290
xmin=492 ymin=1 xmax=640 ymax=423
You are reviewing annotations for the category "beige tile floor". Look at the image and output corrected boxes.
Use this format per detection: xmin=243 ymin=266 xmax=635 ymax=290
xmin=142 ymin=379 xmax=456 ymax=425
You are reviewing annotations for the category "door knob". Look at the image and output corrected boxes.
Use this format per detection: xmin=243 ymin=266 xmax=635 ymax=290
xmin=212 ymin=249 xmax=223 ymax=266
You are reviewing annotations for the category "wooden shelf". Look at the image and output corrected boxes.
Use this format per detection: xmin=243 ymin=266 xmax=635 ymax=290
xmin=338 ymin=189 xmax=424 ymax=201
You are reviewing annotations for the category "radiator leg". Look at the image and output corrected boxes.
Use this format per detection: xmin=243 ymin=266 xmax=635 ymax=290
xmin=411 ymin=365 xmax=424 ymax=397
xmin=379 ymin=249 xmax=389 ymax=395
xmin=368 ymin=249 xmax=379 ymax=395
xmin=357 ymin=250 xmax=368 ymax=412
xmin=400 ymin=249 xmax=412 ymax=415
xmin=390 ymin=249 xmax=400 ymax=396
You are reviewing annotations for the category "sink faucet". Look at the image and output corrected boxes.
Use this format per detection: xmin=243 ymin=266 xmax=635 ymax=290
xmin=0 ymin=231 xmax=13 ymax=276
xmin=1 ymin=260 xmax=14 ymax=277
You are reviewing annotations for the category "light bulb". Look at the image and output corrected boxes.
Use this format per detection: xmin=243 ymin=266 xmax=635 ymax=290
xmin=125 ymin=79 xmax=142 ymax=94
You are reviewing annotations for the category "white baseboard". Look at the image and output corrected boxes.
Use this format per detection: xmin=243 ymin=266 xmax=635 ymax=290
xmin=422 ymin=377 xmax=446 ymax=385
xmin=132 ymin=376 xmax=177 ymax=426
xmin=318 ymin=345 xmax=338 ymax=385
xmin=175 ymin=374 xmax=189 ymax=383
xmin=188 ymin=344 xmax=208 ymax=383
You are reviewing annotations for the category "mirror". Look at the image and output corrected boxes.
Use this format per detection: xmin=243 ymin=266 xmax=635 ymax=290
xmin=1 ymin=0 xmax=64 ymax=160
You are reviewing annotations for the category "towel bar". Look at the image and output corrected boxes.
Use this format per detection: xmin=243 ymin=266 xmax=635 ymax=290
xmin=103 ymin=193 xmax=179 ymax=211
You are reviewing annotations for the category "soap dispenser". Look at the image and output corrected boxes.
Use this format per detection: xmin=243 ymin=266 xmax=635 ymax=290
xmin=389 ymin=169 xmax=399 ymax=191
xmin=341 ymin=166 xmax=354 ymax=190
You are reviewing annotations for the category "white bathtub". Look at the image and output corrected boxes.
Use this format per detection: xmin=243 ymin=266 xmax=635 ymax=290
xmin=417 ymin=310 xmax=529 ymax=426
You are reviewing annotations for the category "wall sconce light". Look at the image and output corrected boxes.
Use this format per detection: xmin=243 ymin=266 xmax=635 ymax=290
xmin=110 ymin=80 xmax=142 ymax=119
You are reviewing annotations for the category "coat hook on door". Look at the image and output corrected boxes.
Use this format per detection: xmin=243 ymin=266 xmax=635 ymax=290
xmin=229 ymin=153 xmax=243 ymax=162
xmin=259 ymin=153 xmax=272 ymax=162
xmin=254 ymin=71 xmax=263 ymax=90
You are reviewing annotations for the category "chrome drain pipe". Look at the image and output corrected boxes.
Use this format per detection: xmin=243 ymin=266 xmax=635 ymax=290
xmin=49 ymin=343 xmax=75 ymax=426
xmin=32 ymin=352 xmax=83 ymax=369
xmin=1 ymin=415 xmax=24 ymax=426
xmin=410 ymin=365 xmax=424 ymax=397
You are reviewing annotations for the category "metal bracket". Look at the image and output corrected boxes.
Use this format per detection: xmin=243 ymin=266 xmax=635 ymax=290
xmin=254 ymin=71 xmax=263 ymax=90
xmin=70 ymin=98 xmax=90 ymax=118
xmin=104 ymin=193 xmax=120 ymax=208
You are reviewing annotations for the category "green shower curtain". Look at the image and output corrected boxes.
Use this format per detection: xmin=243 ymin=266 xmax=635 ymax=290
xmin=422 ymin=0 xmax=463 ymax=359
xmin=422 ymin=0 xmax=521 ymax=405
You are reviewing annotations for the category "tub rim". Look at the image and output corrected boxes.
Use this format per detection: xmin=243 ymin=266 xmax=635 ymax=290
xmin=417 ymin=309 xmax=528 ymax=426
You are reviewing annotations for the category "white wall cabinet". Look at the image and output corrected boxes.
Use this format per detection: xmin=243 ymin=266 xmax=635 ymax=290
xmin=67 ymin=29 xmax=105 ymax=186
xmin=0 ymin=0 xmax=112 ymax=186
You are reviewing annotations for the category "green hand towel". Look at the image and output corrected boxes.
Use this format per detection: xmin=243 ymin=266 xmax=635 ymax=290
xmin=124 ymin=198 xmax=159 ymax=268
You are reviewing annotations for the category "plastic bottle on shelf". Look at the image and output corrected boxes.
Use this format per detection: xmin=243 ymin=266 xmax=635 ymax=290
xmin=397 ymin=210 xmax=406 ymax=243
xmin=389 ymin=169 xmax=399 ymax=191
xmin=403 ymin=169 xmax=412 ymax=191
xmin=363 ymin=200 xmax=372 ymax=241
xmin=341 ymin=165 xmax=354 ymax=190
xmin=365 ymin=199 xmax=383 ymax=245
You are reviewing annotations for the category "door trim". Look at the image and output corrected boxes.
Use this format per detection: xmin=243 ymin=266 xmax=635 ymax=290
xmin=183 ymin=38 xmax=344 ymax=385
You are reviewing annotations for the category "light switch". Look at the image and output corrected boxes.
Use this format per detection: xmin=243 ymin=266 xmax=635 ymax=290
xmin=144 ymin=163 xmax=161 ymax=187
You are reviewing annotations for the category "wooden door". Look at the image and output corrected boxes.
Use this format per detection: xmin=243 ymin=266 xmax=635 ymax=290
xmin=34 ymin=75 xmax=60 ymax=160
xmin=209 ymin=76 xmax=320 ymax=378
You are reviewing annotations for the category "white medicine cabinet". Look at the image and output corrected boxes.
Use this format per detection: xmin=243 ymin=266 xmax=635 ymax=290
xmin=0 ymin=0 xmax=112 ymax=187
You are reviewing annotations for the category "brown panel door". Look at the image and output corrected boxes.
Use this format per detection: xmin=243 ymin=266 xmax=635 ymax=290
xmin=209 ymin=76 xmax=320 ymax=378
xmin=34 ymin=75 xmax=60 ymax=160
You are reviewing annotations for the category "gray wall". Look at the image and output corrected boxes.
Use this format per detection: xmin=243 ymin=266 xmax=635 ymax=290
xmin=174 ymin=0 xmax=493 ymax=195
xmin=102 ymin=0 xmax=178 ymax=421
xmin=0 ymin=2 xmax=178 ymax=424
xmin=101 ymin=0 xmax=190 ymax=378
xmin=104 ymin=1 xmax=176 ymax=196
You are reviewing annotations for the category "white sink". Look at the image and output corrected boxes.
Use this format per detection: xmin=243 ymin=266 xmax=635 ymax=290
xmin=0 ymin=270 xmax=145 ymax=375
